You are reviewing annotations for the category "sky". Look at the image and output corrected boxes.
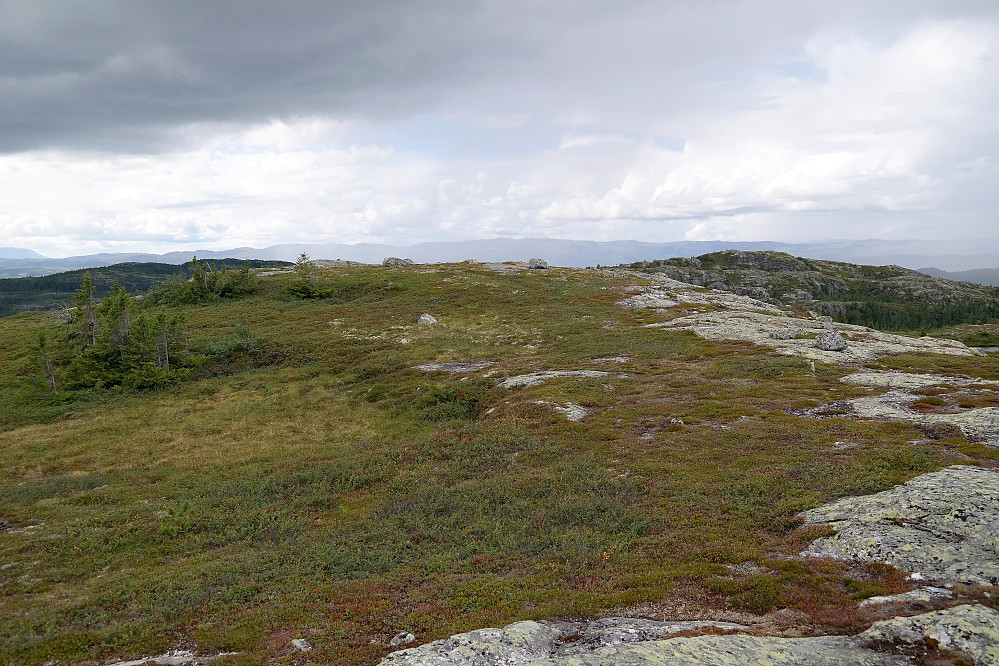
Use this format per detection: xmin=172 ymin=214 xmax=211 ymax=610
xmin=1 ymin=1 xmax=998 ymax=258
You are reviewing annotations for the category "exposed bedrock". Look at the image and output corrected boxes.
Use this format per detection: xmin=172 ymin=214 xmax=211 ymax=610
xmin=801 ymin=465 xmax=999 ymax=586
xmin=380 ymin=606 xmax=999 ymax=665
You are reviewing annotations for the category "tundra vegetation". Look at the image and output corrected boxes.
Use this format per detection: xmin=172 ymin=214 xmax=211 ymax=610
xmin=0 ymin=260 xmax=997 ymax=665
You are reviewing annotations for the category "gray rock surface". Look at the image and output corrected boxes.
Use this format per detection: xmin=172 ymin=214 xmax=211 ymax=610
xmin=383 ymin=257 xmax=415 ymax=267
xmin=108 ymin=650 xmax=236 ymax=666
xmin=801 ymin=465 xmax=999 ymax=585
xmin=859 ymin=586 xmax=953 ymax=607
xmin=419 ymin=313 xmax=438 ymax=326
xmin=772 ymin=327 xmax=796 ymax=340
xmin=391 ymin=632 xmax=416 ymax=647
xmin=499 ymin=370 xmax=609 ymax=389
xmin=528 ymin=258 xmax=550 ymax=269
xmin=808 ymin=371 xmax=999 ymax=442
xmin=415 ymin=362 xmax=498 ymax=373
xmin=860 ymin=604 xmax=999 ymax=665
xmin=380 ymin=606 xmax=999 ymax=665
xmin=621 ymin=276 xmax=980 ymax=365
xmin=290 ymin=638 xmax=312 ymax=652
xmin=534 ymin=401 xmax=588 ymax=422
xmin=381 ymin=621 xmax=561 ymax=666
xmin=815 ymin=331 xmax=848 ymax=351
xmin=557 ymin=618 xmax=747 ymax=654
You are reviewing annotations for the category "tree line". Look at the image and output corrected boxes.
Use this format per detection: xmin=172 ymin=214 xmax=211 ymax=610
xmin=35 ymin=258 xmax=270 ymax=393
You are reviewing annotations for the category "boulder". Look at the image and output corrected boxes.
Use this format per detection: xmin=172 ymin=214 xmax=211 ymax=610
xmin=383 ymin=257 xmax=415 ymax=267
xmin=772 ymin=327 xmax=796 ymax=340
xmin=815 ymin=331 xmax=848 ymax=351
xmin=418 ymin=313 xmax=438 ymax=326
xmin=390 ymin=632 xmax=415 ymax=647
xmin=528 ymin=258 xmax=550 ymax=270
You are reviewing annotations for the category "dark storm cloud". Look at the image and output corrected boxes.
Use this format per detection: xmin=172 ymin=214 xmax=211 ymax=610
xmin=3 ymin=0 xmax=995 ymax=154
xmin=0 ymin=0 xmax=544 ymax=151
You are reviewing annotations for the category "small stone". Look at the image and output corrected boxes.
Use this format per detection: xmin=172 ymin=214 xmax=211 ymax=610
xmin=290 ymin=638 xmax=312 ymax=652
xmin=527 ymin=258 xmax=549 ymax=269
xmin=815 ymin=331 xmax=848 ymax=351
xmin=389 ymin=631 xmax=415 ymax=646
xmin=832 ymin=441 xmax=859 ymax=449
xmin=382 ymin=257 xmax=414 ymax=267
xmin=772 ymin=327 xmax=795 ymax=340
xmin=418 ymin=313 xmax=438 ymax=326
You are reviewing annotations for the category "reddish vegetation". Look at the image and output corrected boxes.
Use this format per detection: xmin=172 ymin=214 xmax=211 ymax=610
xmin=908 ymin=402 xmax=962 ymax=414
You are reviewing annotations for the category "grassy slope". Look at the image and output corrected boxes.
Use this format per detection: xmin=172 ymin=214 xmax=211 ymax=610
xmin=1 ymin=264 xmax=997 ymax=665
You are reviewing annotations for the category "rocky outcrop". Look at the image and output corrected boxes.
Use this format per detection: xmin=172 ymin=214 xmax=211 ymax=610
xmin=645 ymin=308 xmax=977 ymax=365
xmin=801 ymin=465 xmax=999 ymax=586
xmin=626 ymin=250 xmax=997 ymax=311
xmin=380 ymin=606 xmax=999 ymax=665
xmin=383 ymin=257 xmax=415 ymax=267
xmin=619 ymin=275 xmax=981 ymax=366
xmin=860 ymin=604 xmax=999 ymax=665
xmin=528 ymin=258 xmax=550 ymax=270
xmin=534 ymin=401 xmax=588 ymax=422
xmin=806 ymin=371 xmax=999 ymax=442
xmin=617 ymin=280 xmax=784 ymax=315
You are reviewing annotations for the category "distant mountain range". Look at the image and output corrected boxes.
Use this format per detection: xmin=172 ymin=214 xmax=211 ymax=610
xmin=917 ymin=266 xmax=999 ymax=287
xmin=3 ymin=237 xmax=999 ymax=278
xmin=0 ymin=246 xmax=46 ymax=259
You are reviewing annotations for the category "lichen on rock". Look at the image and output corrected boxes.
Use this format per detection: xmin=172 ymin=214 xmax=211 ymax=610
xmin=379 ymin=606 xmax=999 ymax=665
xmin=499 ymin=370 xmax=609 ymax=389
xmin=800 ymin=465 xmax=999 ymax=586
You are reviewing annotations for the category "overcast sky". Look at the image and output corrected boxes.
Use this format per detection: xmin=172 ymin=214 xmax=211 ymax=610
xmin=1 ymin=1 xmax=997 ymax=257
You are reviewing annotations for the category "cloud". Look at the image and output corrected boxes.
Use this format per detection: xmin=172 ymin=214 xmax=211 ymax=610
xmin=1 ymin=2 xmax=998 ymax=254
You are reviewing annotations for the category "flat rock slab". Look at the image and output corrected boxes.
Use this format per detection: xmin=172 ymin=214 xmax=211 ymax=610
xmin=380 ymin=606 xmax=999 ymax=666
xmin=499 ymin=370 xmax=609 ymax=389
xmin=108 ymin=650 xmax=236 ymax=666
xmin=834 ymin=390 xmax=999 ymax=442
xmin=534 ymin=401 xmax=589 ymax=422
xmin=813 ymin=371 xmax=999 ymax=442
xmin=860 ymin=586 xmax=953 ymax=607
xmin=841 ymin=371 xmax=999 ymax=391
xmin=801 ymin=465 xmax=999 ymax=585
xmin=415 ymin=362 xmax=498 ymax=373
xmin=646 ymin=310 xmax=978 ymax=365
xmin=617 ymin=284 xmax=784 ymax=315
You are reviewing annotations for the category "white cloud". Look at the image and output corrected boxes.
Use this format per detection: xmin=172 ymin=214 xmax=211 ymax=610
xmin=3 ymin=12 xmax=999 ymax=255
